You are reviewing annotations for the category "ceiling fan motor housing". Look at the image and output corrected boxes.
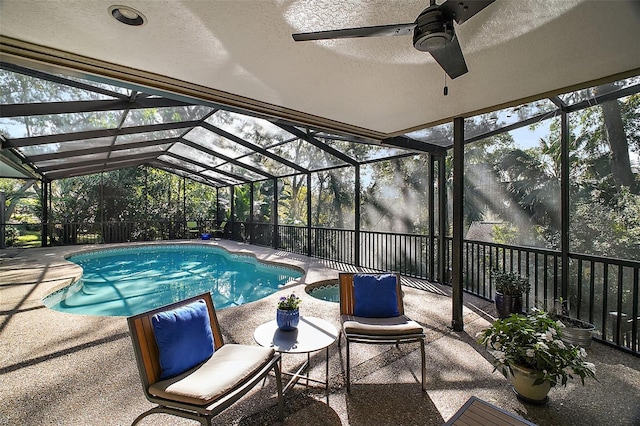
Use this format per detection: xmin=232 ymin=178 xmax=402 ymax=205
xmin=413 ymin=7 xmax=453 ymax=52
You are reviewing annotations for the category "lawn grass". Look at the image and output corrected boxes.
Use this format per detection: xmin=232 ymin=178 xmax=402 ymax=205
xmin=14 ymin=231 xmax=42 ymax=248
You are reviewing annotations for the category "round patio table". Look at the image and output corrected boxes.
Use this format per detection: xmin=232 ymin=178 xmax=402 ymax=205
xmin=254 ymin=316 xmax=338 ymax=393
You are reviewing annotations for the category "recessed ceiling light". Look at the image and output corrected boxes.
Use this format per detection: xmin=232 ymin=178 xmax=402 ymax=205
xmin=109 ymin=5 xmax=146 ymax=26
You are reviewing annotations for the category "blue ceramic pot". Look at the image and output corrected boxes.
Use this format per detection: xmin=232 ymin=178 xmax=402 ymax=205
xmin=276 ymin=308 xmax=299 ymax=331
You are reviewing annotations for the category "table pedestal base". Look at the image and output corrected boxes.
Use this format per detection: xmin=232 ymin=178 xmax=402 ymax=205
xmin=280 ymin=347 xmax=330 ymax=394
xmin=253 ymin=317 xmax=338 ymax=396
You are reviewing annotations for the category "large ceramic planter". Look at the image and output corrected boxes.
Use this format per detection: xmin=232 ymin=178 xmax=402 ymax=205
xmin=510 ymin=364 xmax=551 ymax=404
xmin=495 ymin=292 xmax=523 ymax=319
xmin=558 ymin=316 xmax=595 ymax=348
xmin=276 ymin=308 xmax=299 ymax=331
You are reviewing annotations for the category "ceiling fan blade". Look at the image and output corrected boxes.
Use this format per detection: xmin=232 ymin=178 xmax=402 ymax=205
xmin=292 ymin=23 xmax=416 ymax=42
xmin=430 ymin=34 xmax=468 ymax=79
xmin=439 ymin=0 xmax=495 ymax=25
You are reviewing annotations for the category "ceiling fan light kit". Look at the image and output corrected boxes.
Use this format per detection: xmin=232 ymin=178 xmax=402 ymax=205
xmin=413 ymin=8 xmax=452 ymax=52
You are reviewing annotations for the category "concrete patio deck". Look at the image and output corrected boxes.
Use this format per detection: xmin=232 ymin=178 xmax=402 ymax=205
xmin=1 ymin=240 xmax=638 ymax=425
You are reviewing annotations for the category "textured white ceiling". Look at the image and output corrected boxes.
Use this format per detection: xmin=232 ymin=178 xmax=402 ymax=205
xmin=1 ymin=0 xmax=639 ymax=139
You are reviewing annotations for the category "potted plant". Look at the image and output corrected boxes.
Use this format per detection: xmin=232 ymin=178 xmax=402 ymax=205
xmin=477 ymin=309 xmax=597 ymax=404
xmin=549 ymin=298 xmax=596 ymax=348
xmin=276 ymin=293 xmax=302 ymax=331
xmin=492 ymin=270 xmax=530 ymax=318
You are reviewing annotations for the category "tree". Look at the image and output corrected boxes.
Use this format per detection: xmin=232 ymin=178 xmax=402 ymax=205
xmin=0 ymin=178 xmax=39 ymax=222
xmin=598 ymin=83 xmax=639 ymax=194
xmin=462 ymin=90 xmax=639 ymax=259
xmin=361 ymin=155 xmax=431 ymax=234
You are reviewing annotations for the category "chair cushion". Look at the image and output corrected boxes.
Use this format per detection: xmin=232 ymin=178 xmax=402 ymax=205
xmin=148 ymin=344 xmax=275 ymax=405
xmin=353 ymin=274 xmax=400 ymax=318
xmin=341 ymin=314 xmax=424 ymax=336
xmin=152 ymin=299 xmax=214 ymax=380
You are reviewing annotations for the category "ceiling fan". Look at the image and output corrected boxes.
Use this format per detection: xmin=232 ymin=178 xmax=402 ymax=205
xmin=292 ymin=0 xmax=495 ymax=80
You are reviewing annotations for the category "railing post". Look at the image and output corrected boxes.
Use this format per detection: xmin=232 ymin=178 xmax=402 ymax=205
xmin=307 ymin=173 xmax=312 ymax=257
xmin=230 ymin=185 xmax=235 ymax=240
xmin=182 ymin=176 xmax=187 ymax=237
xmin=41 ymin=179 xmax=48 ymax=247
xmin=355 ymin=164 xmax=361 ymax=267
xmin=250 ymin=182 xmax=255 ymax=244
xmin=0 ymin=190 xmax=5 ymax=249
xmin=429 ymin=155 xmax=435 ymax=281
xmin=48 ymin=180 xmax=53 ymax=244
xmin=438 ymin=154 xmax=447 ymax=285
xmin=273 ymin=178 xmax=279 ymax=249
xmin=216 ymin=187 xmax=220 ymax=225
xmin=561 ymin=110 xmax=570 ymax=303
xmin=100 ymin=172 xmax=105 ymax=244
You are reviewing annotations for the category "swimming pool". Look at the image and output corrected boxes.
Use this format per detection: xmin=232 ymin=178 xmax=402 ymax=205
xmin=44 ymin=244 xmax=303 ymax=317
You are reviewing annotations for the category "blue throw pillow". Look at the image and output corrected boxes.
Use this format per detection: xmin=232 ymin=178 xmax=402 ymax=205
xmin=353 ymin=274 xmax=400 ymax=318
xmin=152 ymin=299 xmax=214 ymax=380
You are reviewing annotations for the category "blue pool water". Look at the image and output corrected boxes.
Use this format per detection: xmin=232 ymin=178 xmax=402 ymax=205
xmin=307 ymin=283 xmax=339 ymax=303
xmin=44 ymin=244 xmax=303 ymax=317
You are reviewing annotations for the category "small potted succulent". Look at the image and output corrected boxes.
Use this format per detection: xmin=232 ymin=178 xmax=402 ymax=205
xmin=276 ymin=293 xmax=302 ymax=331
xmin=477 ymin=309 xmax=597 ymax=404
xmin=492 ymin=269 xmax=530 ymax=318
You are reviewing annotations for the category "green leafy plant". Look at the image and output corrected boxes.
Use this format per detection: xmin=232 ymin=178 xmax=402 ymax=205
xmin=544 ymin=298 xmax=595 ymax=330
xmin=492 ymin=269 xmax=530 ymax=296
xmin=477 ymin=309 xmax=596 ymax=387
xmin=277 ymin=293 xmax=302 ymax=311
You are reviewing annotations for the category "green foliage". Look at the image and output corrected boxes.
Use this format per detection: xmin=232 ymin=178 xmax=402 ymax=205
xmin=462 ymin=91 xmax=639 ymax=260
xmin=4 ymin=226 xmax=19 ymax=246
xmin=277 ymin=293 xmax=302 ymax=310
xmin=233 ymin=184 xmax=251 ymax=221
xmin=461 ymin=133 xmax=515 ymax=229
xmin=0 ymin=178 xmax=39 ymax=223
xmin=492 ymin=270 xmax=531 ymax=295
xmin=252 ymin=181 xmax=273 ymax=223
xmin=1 ymin=70 xmax=123 ymax=141
xmin=312 ymin=167 xmax=354 ymax=228
xmin=493 ymin=145 xmax=561 ymax=246
xmin=361 ymin=155 xmax=429 ymax=233
xmin=477 ymin=309 xmax=597 ymax=387
xmin=491 ymin=222 xmax=517 ymax=245
xmin=49 ymin=166 xmax=217 ymax=226
xmin=278 ymin=176 xmax=307 ymax=225
xmin=2 ymin=70 xmax=638 ymax=269
xmin=16 ymin=231 xmax=41 ymax=248
xmin=570 ymin=187 xmax=640 ymax=257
